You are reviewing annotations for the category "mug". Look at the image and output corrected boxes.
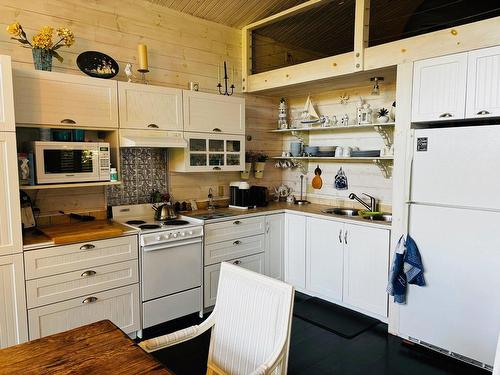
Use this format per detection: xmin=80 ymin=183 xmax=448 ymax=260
xmin=342 ymin=146 xmax=352 ymax=157
xmin=335 ymin=146 xmax=344 ymax=157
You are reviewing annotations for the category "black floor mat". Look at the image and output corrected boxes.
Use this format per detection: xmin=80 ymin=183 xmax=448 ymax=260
xmin=293 ymin=297 xmax=380 ymax=339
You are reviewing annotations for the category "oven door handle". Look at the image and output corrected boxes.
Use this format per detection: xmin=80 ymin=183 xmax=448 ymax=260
xmin=142 ymin=238 xmax=202 ymax=252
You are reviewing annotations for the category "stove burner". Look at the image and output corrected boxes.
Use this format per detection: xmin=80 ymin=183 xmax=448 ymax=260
xmin=163 ymin=219 xmax=190 ymax=226
xmin=126 ymin=220 xmax=147 ymax=225
xmin=139 ymin=224 xmax=161 ymax=230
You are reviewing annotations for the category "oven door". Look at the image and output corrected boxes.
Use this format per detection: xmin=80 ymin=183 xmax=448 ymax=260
xmin=34 ymin=142 xmax=100 ymax=184
xmin=141 ymin=237 xmax=202 ymax=301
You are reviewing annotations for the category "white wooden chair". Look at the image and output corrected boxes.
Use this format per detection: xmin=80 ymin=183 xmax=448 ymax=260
xmin=139 ymin=262 xmax=294 ymax=375
xmin=493 ymin=332 xmax=500 ymax=375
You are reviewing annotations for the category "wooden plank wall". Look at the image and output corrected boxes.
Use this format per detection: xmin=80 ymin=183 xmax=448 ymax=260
xmin=0 ymin=0 xmax=280 ymax=215
xmin=281 ymin=82 xmax=396 ymax=210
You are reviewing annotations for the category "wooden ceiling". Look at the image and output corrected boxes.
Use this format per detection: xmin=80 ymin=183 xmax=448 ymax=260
xmin=146 ymin=0 xmax=308 ymax=29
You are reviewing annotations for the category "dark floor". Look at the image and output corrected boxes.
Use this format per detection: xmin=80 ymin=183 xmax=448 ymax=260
xmin=141 ymin=294 xmax=490 ymax=375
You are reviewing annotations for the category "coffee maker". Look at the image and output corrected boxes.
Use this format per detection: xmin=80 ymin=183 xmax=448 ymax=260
xmin=229 ymin=182 xmax=251 ymax=209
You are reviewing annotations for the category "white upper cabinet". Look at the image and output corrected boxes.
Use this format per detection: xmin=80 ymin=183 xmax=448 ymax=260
xmin=118 ymin=82 xmax=183 ymax=131
xmin=343 ymin=224 xmax=389 ymax=317
xmin=0 ymin=56 xmax=15 ymax=132
xmin=0 ymin=253 xmax=28 ymax=348
xmin=13 ymin=69 xmax=118 ymax=128
xmin=412 ymin=52 xmax=468 ymax=122
xmin=0 ymin=132 xmax=22 ymax=256
xmin=306 ymin=217 xmax=344 ymax=302
xmin=284 ymin=214 xmax=306 ymax=290
xmin=466 ymin=45 xmax=500 ymax=119
xmin=183 ymin=90 xmax=245 ymax=135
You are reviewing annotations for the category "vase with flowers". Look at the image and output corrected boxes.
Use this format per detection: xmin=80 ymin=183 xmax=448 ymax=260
xmin=6 ymin=22 xmax=75 ymax=71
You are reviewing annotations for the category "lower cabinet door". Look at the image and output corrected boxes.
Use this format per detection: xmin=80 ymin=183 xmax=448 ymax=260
xmin=343 ymin=224 xmax=390 ymax=317
xmin=265 ymin=214 xmax=284 ymax=280
xmin=203 ymin=253 xmax=265 ymax=308
xmin=28 ymin=284 xmax=140 ymax=339
xmin=0 ymin=254 xmax=28 ymax=348
xmin=306 ymin=217 xmax=344 ymax=302
xmin=284 ymin=214 xmax=306 ymax=289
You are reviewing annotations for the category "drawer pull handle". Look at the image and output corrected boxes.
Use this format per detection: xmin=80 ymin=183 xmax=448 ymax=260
xmin=212 ymin=128 xmax=222 ymax=132
xmin=82 ymin=296 xmax=98 ymax=304
xmin=147 ymin=123 xmax=159 ymax=128
xmin=213 ymin=166 xmax=221 ymax=171
xmin=439 ymin=113 xmax=453 ymax=118
xmin=81 ymin=270 xmax=96 ymax=277
xmin=477 ymin=110 xmax=490 ymax=115
xmin=61 ymin=118 xmax=76 ymax=124
xmin=233 ymin=240 xmax=241 ymax=245
xmin=344 ymin=230 xmax=348 ymax=245
xmin=233 ymin=260 xmax=242 ymax=265
xmin=80 ymin=244 xmax=95 ymax=250
xmin=338 ymin=229 xmax=342 ymax=243
xmin=233 ymin=220 xmax=241 ymax=225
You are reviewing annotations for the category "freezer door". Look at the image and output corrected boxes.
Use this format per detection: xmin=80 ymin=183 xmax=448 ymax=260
xmin=399 ymin=204 xmax=500 ymax=366
xmin=411 ymin=125 xmax=500 ymax=210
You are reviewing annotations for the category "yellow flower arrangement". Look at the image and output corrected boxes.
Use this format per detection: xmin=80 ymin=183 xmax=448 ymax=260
xmin=32 ymin=26 xmax=54 ymax=49
xmin=5 ymin=21 xmax=75 ymax=64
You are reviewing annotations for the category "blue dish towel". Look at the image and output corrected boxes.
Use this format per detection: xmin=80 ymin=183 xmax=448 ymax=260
xmin=387 ymin=234 xmax=426 ymax=304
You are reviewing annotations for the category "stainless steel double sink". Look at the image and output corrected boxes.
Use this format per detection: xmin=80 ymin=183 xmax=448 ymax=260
xmin=321 ymin=207 xmax=392 ymax=222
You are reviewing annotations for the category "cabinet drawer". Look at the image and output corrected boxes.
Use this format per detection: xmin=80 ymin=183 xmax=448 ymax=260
xmin=143 ymin=288 xmax=201 ymax=329
xmin=28 ymin=284 xmax=140 ymax=340
xmin=205 ymin=234 xmax=265 ymax=266
xmin=203 ymin=253 xmax=265 ymax=308
xmin=26 ymin=260 xmax=139 ymax=308
xmin=205 ymin=216 xmax=265 ymax=244
xmin=24 ymin=236 xmax=138 ymax=280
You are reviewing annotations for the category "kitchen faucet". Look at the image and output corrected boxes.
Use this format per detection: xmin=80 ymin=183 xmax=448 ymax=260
xmin=349 ymin=193 xmax=377 ymax=212
xmin=208 ymin=187 xmax=215 ymax=210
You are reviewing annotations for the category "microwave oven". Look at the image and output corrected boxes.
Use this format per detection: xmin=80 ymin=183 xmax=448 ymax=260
xmin=31 ymin=141 xmax=111 ymax=184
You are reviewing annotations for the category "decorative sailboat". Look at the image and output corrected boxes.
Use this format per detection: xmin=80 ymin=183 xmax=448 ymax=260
xmin=300 ymin=95 xmax=322 ymax=124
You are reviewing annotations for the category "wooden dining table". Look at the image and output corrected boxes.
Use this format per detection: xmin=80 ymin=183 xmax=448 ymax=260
xmin=0 ymin=320 xmax=173 ymax=374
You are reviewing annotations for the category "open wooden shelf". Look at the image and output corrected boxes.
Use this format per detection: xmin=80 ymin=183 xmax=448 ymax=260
xmin=272 ymin=156 xmax=393 ymax=161
xmin=19 ymin=181 xmax=122 ymax=190
xmin=269 ymin=122 xmax=395 ymax=133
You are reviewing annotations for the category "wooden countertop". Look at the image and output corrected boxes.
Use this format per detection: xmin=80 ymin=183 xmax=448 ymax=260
xmin=0 ymin=320 xmax=172 ymax=375
xmin=23 ymin=220 xmax=139 ymax=250
xmin=184 ymin=201 xmax=391 ymax=229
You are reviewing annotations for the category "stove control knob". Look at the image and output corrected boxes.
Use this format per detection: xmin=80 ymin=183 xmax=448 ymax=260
xmin=162 ymin=234 xmax=170 ymax=240
xmin=180 ymin=232 xmax=186 ymax=237
xmin=155 ymin=236 xmax=161 ymax=241
xmin=188 ymin=230 xmax=194 ymax=236
xmin=172 ymin=232 xmax=178 ymax=238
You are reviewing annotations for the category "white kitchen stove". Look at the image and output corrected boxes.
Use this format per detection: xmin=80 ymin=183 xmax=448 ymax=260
xmin=112 ymin=203 xmax=204 ymax=336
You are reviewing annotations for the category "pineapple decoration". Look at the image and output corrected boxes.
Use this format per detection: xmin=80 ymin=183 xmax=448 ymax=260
xmin=277 ymin=97 xmax=289 ymax=130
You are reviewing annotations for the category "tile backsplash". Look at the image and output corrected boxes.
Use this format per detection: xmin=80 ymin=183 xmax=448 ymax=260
xmin=106 ymin=148 xmax=168 ymax=206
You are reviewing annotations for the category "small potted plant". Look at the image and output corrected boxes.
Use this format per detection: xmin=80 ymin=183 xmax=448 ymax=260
xmin=254 ymin=153 xmax=268 ymax=179
xmin=376 ymin=108 xmax=390 ymax=123
xmin=6 ymin=22 xmax=75 ymax=71
xmin=241 ymin=152 xmax=254 ymax=179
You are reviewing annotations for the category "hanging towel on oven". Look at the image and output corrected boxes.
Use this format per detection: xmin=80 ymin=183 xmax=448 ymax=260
xmin=387 ymin=234 xmax=426 ymax=304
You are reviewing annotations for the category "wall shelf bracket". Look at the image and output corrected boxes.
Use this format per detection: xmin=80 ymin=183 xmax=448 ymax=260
xmin=374 ymin=124 xmax=394 ymax=149
xmin=373 ymin=159 xmax=392 ymax=179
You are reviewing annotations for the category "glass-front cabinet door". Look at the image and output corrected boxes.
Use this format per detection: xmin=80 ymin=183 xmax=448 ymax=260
xmin=174 ymin=133 xmax=245 ymax=172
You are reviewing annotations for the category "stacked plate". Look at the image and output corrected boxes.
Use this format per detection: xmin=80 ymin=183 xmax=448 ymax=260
xmin=317 ymin=146 xmax=337 ymax=157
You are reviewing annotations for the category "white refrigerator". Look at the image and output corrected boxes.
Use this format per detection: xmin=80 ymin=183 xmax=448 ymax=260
xmin=399 ymin=125 xmax=500 ymax=369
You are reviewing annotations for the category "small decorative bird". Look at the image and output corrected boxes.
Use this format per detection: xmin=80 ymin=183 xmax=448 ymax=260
xmin=125 ymin=63 xmax=134 ymax=82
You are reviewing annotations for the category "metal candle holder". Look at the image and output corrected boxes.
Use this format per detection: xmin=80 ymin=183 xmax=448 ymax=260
xmin=217 ymin=61 xmax=234 ymax=96
xmin=137 ymin=68 xmax=149 ymax=85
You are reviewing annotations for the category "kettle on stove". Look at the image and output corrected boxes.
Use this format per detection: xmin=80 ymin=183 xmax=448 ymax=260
xmin=152 ymin=202 xmax=177 ymax=221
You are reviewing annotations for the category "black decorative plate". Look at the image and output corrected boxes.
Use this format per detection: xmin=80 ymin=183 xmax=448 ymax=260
xmin=76 ymin=51 xmax=119 ymax=79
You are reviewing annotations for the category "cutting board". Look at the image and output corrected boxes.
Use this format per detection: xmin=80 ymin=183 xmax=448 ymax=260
xmin=39 ymin=220 xmax=127 ymax=244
